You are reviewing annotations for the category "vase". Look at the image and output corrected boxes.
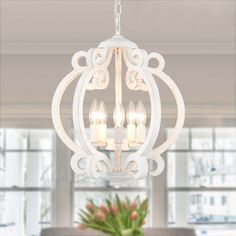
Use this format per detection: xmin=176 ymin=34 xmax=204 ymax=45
xmin=118 ymin=228 xmax=144 ymax=236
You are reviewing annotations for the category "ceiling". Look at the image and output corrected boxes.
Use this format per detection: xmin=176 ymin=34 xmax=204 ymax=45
xmin=0 ymin=0 xmax=235 ymax=119
xmin=1 ymin=0 xmax=235 ymax=54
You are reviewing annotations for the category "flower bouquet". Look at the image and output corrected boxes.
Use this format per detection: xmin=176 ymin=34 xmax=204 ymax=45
xmin=78 ymin=195 xmax=148 ymax=236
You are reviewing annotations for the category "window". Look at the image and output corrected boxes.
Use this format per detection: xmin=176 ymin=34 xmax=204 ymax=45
xmin=221 ymin=175 xmax=226 ymax=184
xmin=221 ymin=196 xmax=227 ymax=206
xmin=167 ymin=128 xmax=236 ymax=236
xmin=0 ymin=129 xmax=54 ymax=236
xmin=210 ymin=197 xmax=215 ymax=206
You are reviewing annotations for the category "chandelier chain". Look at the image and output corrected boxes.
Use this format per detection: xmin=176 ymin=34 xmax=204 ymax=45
xmin=114 ymin=0 xmax=122 ymax=35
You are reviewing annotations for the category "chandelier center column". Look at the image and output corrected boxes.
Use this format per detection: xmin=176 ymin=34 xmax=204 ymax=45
xmin=115 ymin=48 xmax=122 ymax=105
xmin=114 ymin=47 xmax=124 ymax=172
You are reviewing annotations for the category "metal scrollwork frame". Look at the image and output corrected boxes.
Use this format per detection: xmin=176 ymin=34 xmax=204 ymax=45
xmin=51 ymin=45 xmax=185 ymax=180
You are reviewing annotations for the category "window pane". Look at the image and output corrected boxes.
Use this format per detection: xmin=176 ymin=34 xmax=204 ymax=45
xmin=215 ymin=128 xmax=236 ymax=150
xmin=0 ymin=191 xmax=51 ymax=236
xmin=74 ymin=174 xmax=147 ymax=188
xmin=168 ymin=191 xmax=236 ymax=226
xmin=168 ymin=152 xmax=236 ymax=187
xmin=74 ymin=174 xmax=108 ymax=188
xmin=167 ymin=152 xmax=177 ymax=187
xmin=1 ymin=152 xmax=52 ymax=187
xmin=5 ymin=129 xmax=28 ymax=150
xmin=167 ymin=128 xmax=189 ymax=150
xmin=191 ymin=128 xmax=213 ymax=150
xmin=0 ymin=129 xmax=54 ymax=188
xmin=188 ymin=152 xmax=236 ymax=187
xmin=0 ymin=129 xmax=4 ymax=150
xmin=0 ymin=153 xmax=4 ymax=186
xmin=25 ymin=152 xmax=52 ymax=187
xmin=29 ymin=129 xmax=54 ymax=150
xmin=168 ymin=192 xmax=176 ymax=225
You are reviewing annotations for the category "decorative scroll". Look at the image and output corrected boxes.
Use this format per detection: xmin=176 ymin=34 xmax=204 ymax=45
xmin=87 ymin=48 xmax=113 ymax=90
xmin=146 ymin=52 xmax=165 ymax=71
xmin=71 ymin=48 xmax=112 ymax=91
xmin=71 ymin=49 xmax=93 ymax=69
xmin=87 ymin=69 xmax=110 ymax=90
xmin=91 ymin=155 xmax=113 ymax=178
xmin=70 ymin=152 xmax=89 ymax=175
xmin=123 ymin=48 xmax=148 ymax=91
xmin=126 ymin=69 xmax=148 ymax=91
xmin=125 ymin=156 xmax=149 ymax=179
xmin=147 ymin=149 xmax=165 ymax=176
xmin=91 ymin=48 xmax=113 ymax=67
xmin=124 ymin=48 xmax=143 ymax=67
xmin=71 ymin=153 xmax=112 ymax=177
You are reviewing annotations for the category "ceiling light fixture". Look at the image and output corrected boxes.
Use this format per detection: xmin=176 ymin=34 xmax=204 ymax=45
xmin=51 ymin=0 xmax=185 ymax=184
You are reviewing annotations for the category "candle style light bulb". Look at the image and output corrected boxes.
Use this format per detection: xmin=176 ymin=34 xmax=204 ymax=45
xmin=89 ymin=100 xmax=99 ymax=125
xmin=89 ymin=100 xmax=99 ymax=144
xmin=99 ymin=101 xmax=107 ymax=124
xmin=95 ymin=101 xmax=107 ymax=146
xmin=136 ymin=101 xmax=146 ymax=144
xmin=126 ymin=101 xmax=136 ymax=145
xmin=126 ymin=100 xmax=136 ymax=125
xmin=136 ymin=101 xmax=146 ymax=125
xmin=113 ymin=103 xmax=125 ymax=127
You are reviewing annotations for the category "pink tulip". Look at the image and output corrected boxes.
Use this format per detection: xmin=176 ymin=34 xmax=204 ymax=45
xmin=111 ymin=204 xmax=119 ymax=216
xmin=78 ymin=224 xmax=86 ymax=230
xmin=96 ymin=210 xmax=106 ymax=222
xmin=99 ymin=204 xmax=109 ymax=214
xmin=130 ymin=202 xmax=137 ymax=210
xmin=131 ymin=211 xmax=139 ymax=221
xmin=86 ymin=202 xmax=95 ymax=212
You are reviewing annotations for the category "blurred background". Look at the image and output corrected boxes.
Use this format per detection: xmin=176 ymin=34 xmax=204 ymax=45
xmin=0 ymin=0 xmax=235 ymax=235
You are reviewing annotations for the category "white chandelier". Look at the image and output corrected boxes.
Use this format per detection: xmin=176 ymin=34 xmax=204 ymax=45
xmin=52 ymin=0 xmax=185 ymax=183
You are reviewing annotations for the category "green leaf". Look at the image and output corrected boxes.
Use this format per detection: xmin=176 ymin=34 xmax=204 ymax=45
xmin=78 ymin=195 xmax=148 ymax=236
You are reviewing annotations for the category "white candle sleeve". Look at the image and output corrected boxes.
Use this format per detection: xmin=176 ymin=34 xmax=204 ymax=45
xmin=98 ymin=123 xmax=107 ymax=144
xmin=127 ymin=124 xmax=136 ymax=144
xmin=90 ymin=124 xmax=98 ymax=143
xmin=106 ymin=138 xmax=115 ymax=150
xmin=136 ymin=124 xmax=146 ymax=144
xmin=114 ymin=126 xmax=124 ymax=144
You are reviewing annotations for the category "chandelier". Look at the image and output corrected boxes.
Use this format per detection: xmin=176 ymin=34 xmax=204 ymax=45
xmin=51 ymin=0 xmax=185 ymax=183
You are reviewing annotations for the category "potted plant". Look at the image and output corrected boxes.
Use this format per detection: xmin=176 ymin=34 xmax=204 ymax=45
xmin=78 ymin=195 xmax=148 ymax=236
